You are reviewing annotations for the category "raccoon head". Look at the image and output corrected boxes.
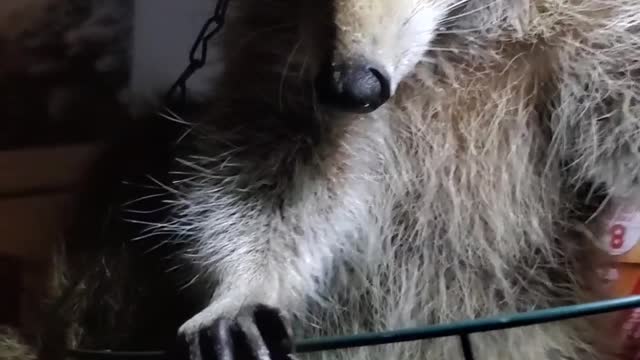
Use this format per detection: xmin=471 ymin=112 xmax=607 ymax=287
xmin=314 ymin=0 xmax=466 ymax=114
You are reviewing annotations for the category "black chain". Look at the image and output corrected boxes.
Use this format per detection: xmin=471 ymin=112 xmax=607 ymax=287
xmin=164 ymin=0 xmax=231 ymax=108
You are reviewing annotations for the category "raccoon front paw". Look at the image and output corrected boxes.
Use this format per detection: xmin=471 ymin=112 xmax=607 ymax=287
xmin=170 ymin=304 xmax=294 ymax=360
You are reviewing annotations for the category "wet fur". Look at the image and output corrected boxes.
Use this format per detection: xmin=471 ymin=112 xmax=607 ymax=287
xmin=3 ymin=0 xmax=640 ymax=359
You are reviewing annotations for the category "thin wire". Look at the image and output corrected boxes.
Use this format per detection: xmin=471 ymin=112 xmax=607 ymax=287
xmin=66 ymin=295 xmax=640 ymax=359
xmin=293 ymin=295 xmax=640 ymax=353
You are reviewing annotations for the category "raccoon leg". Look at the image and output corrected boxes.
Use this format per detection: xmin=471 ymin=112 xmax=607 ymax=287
xmin=163 ymin=107 xmax=370 ymax=359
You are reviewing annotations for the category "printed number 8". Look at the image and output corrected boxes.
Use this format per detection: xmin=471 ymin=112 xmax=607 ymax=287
xmin=611 ymin=224 xmax=626 ymax=250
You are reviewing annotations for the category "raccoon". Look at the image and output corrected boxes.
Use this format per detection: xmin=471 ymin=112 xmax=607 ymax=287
xmin=165 ymin=0 xmax=638 ymax=359
xmin=3 ymin=0 xmax=640 ymax=360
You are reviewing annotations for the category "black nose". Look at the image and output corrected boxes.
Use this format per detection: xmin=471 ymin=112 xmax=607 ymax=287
xmin=315 ymin=60 xmax=391 ymax=114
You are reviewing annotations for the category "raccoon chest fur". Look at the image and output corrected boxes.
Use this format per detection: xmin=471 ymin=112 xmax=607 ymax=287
xmin=290 ymin=45 xmax=603 ymax=359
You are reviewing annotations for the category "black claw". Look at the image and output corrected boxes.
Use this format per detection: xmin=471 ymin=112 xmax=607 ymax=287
xmin=253 ymin=306 xmax=294 ymax=358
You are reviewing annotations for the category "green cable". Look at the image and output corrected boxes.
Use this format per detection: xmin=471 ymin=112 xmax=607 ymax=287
xmin=67 ymin=295 xmax=640 ymax=359
xmin=294 ymin=295 xmax=640 ymax=353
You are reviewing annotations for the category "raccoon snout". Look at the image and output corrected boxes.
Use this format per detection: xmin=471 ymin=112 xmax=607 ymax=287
xmin=315 ymin=59 xmax=391 ymax=114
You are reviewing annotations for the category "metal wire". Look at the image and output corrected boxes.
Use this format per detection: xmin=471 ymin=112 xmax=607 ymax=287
xmin=293 ymin=295 xmax=640 ymax=353
xmin=66 ymin=295 xmax=640 ymax=359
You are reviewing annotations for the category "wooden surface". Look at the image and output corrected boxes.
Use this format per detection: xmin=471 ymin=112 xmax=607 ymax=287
xmin=0 ymin=143 xmax=101 ymax=258
xmin=0 ymin=194 xmax=75 ymax=260
xmin=0 ymin=143 xmax=102 ymax=197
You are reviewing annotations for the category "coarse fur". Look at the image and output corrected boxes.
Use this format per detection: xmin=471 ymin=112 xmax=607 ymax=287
xmin=3 ymin=0 xmax=640 ymax=359
xmin=167 ymin=0 xmax=639 ymax=359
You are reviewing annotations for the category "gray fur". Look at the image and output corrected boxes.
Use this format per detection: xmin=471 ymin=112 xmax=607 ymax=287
xmin=163 ymin=0 xmax=637 ymax=359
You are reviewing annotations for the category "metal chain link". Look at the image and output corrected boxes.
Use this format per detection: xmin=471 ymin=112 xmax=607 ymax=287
xmin=164 ymin=0 xmax=231 ymax=108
